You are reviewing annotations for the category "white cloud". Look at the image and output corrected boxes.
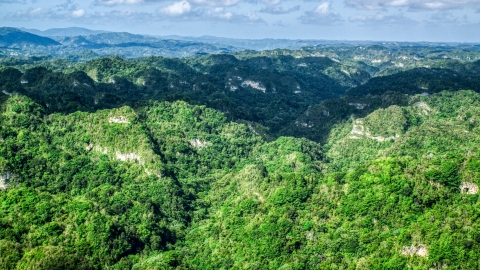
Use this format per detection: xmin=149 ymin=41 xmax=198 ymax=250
xmin=273 ymin=20 xmax=288 ymax=26
xmin=159 ymin=1 xmax=192 ymax=16
xmin=345 ymin=0 xmax=480 ymax=11
xmin=349 ymin=13 xmax=417 ymax=26
xmin=202 ymin=8 xmax=265 ymax=23
xmin=0 ymin=0 xmax=24 ymax=3
xmin=315 ymin=2 xmax=332 ymax=14
xmin=425 ymin=11 xmax=470 ymax=24
xmin=93 ymin=0 xmax=243 ymax=6
xmin=262 ymin=0 xmax=281 ymax=4
xmin=299 ymin=2 xmax=343 ymax=24
xmin=154 ymin=2 xmax=265 ymax=22
xmin=259 ymin=5 xmax=300 ymax=14
xmin=94 ymin=0 xmax=145 ymax=6
xmin=189 ymin=0 xmax=241 ymax=7
xmin=5 ymin=7 xmax=51 ymax=20
xmin=72 ymin=9 xmax=86 ymax=18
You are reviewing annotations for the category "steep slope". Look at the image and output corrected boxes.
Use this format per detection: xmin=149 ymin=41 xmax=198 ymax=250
xmin=0 ymin=28 xmax=60 ymax=47
xmin=2 ymin=90 xmax=480 ymax=269
xmin=0 ymin=94 xmax=320 ymax=268
xmin=134 ymin=90 xmax=480 ymax=269
xmin=0 ymin=56 xmax=349 ymax=136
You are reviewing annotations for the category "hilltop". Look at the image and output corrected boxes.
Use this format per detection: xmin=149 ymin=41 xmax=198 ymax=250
xmin=0 ymin=27 xmax=59 ymax=47
xmin=2 ymin=43 xmax=480 ymax=269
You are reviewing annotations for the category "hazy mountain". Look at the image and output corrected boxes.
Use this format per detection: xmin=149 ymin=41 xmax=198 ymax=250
xmin=0 ymin=28 xmax=238 ymax=58
xmin=21 ymin=27 xmax=108 ymax=37
xmin=0 ymin=27 xmax=60 ymax=47
xmin=159 ymin=35 xmax=328 ymax=50
xmin=56 ymin=36 xmax=100 ymax=47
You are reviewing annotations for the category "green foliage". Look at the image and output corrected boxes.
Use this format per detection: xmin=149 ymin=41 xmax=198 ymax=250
xmin=2 ymin=46 xmax=480 ymax=269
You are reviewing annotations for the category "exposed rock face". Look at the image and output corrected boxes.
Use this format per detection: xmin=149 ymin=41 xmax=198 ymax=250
xmin=349 ymin=119 xmax=399 ymax=142
xmin=241 ymin=80 xmax=266 ymax=93
xmin=401 ymin=244 xmax=428 ymax=257
xmin=413 ymin=102 xmax=431 ymax=115
xmin=460 ymin=182 xmax=479 ymax=194
xmin=295 ymin=121 xmax=313 ymax=128
xmin=348 ymin=103 xmax=367 ymax=110
xmin=247 ymin=124 xmax=260 ymax=136
xmin=189 ymin=139 xmax=212 ymax=149
xmin=0 ymin=171 xmax=15 ymax=190
xmin=116 ymin=152 xmax=141 ymax=163
xmin=85 ymin=144 xmax=94 ymax=151
xmin=109 ymin=116 xmax=130 ymax=124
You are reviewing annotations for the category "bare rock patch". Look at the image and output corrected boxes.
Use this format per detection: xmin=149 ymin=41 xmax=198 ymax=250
xmin=116 ymin=152 xmax=141 ymax=163
xmin=109 ymin=116 xmax=130 ymax=124
xmin=241 ymin=80 xmax=266 ymax=93
xmin=401 ymin=244 xmax=428 ymax=257
xmin=189 ymin=139 xmax=212 ymax=149
xmin=460 ymin=182 xmax=478 ymax=194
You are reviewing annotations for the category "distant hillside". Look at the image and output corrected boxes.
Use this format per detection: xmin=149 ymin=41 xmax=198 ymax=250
xmin=84 ymin=32 xmax=158 ymax=45
xmin=0 ymin=27 xmax=59 ymax=47
xmin=159 ymin=35 xmax=327 ymax=51
xmin=0 ymin=28 xmax=238 ymax=58
xmin=21 ymin=27 xmax=108 ymax=37
xmin=56 ymin=36 xmax=100 ymax=48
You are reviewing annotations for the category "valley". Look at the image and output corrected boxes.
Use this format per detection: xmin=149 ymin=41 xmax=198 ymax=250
xmin=1 ymin=27 xmax=480 ymax=269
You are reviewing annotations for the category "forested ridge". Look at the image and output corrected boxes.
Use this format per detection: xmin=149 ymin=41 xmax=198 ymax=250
xmin=2 ymin=46 xmax=480 ymax=269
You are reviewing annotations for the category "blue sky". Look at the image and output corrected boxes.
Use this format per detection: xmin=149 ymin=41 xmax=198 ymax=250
xmin=1 ymin=0 xmax=480 ymax=41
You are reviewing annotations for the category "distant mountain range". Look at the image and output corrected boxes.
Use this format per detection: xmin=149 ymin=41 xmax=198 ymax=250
xmin=0 ymin=27 xmax=237 ymax=59
xmin=16 ymin=27 xmax=338 ymax=50
xmin=157 ymin=35 xmax=329 ymax=50
xmin=0 ymin=27 xmax=59 ymax=47
xmin=20 ymin=27 xmax=108 ymax=37
xmin=2 ymin=27 xmax=480 ymax=61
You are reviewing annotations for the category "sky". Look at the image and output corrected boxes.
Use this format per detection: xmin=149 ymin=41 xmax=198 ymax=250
xmin=1 ymin=0 xmax=480 ymax=42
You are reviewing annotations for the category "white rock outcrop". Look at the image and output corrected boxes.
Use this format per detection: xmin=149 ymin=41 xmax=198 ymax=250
xmin=0 ymin=171 xmax=15 ymax=190
xmin=348 ymin=103 xmax=367 ymax=110
xmin=401 ymin=244 xmax=428 ymax=257
xmin=189 ymin=139 xmax=212 ymax=149
xmin=85 ymin=144 xmax=94 ymax=151
xmin=460 ymin=182 xmax=479 ymax=194
xmin=241 ymin=80 xmax=266 ymax=93
xmin=247 ymin=124 xmax=260 ymax=136
xmin=349 ymin=119 xmax=399 ymax=142
xmin=116 ymin=152 xmax=141 ymax=163
xmin=413 ymin=102 xmax=431 ymax=115
xmin=295 ymin=121 xmax=313 ymax=128
xmin=109 ymin=116 xmax=130 ymax=124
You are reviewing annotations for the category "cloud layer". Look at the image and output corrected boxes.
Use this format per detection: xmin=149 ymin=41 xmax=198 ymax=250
xmin=1 ymin=0 xmax=480 ymax=41
xmin=345 ymin=0 xmax=480 ymax=11
xmin=299 ymin=2 xmax=343 ymax=25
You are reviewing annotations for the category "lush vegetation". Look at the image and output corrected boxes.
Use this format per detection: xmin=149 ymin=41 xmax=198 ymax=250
xmin=2 ymin=44 xmax=480 ymax=269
